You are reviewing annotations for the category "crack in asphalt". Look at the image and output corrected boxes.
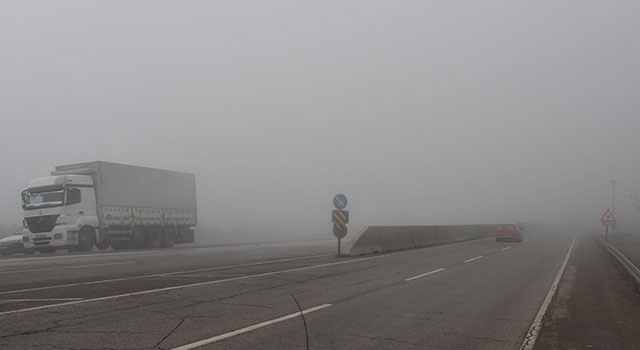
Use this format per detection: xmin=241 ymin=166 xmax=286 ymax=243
xmin=154 ymin=318 xmax=185 ymax=349
xmin=291 ymin=294 xmax=310 ymax=350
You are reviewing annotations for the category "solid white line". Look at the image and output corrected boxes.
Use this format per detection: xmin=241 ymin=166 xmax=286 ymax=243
xmin=464 ymin=255 xmax=484 ymax=263
xmin=0 ymin=254 xmax=332 ymax=296
xmin=0 ymin=298 xmax=83 ymax=302
xmin=168 ymin=274 xmax=246 ymax=278
xmin=0 ymin=267 xmax=55 ymax=275
xmin=0 ymin=253 xmax=398 ymax=315
xmin=171 ymin=304 xmax=333 ymax=350
xmin=0 ymin=261 xmax=135 ymax=275
xmin=500 ymin=247 xmax=512 ymax=251
xmin=13 ymin=249 xmax=163 ymax=261
xmin=405 ymin=268 xmax=446 ymax=282
xmin=520 ymin=237 xmax=576 ymax=350
xmin=0 ymin=237 xmax=495 ymax=315
xmin=65 ymin=262 xmax=134 ymax=269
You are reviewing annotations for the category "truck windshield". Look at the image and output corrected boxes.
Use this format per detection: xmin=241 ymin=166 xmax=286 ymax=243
xmin=23 ymin=190 xmax=64 ymax=210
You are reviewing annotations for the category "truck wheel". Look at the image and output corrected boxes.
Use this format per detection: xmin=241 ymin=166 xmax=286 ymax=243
xmin=160 ymin=227 xmax=176 ymax=248
xmin=77 ymin=227 xmax=96 ymax=252
xmin=110 ymin=241 xmax=129 ymax=250
xmin=131 ymin=227 xmax=146 ymax=249
xmin=95 ymin=240 xmax=110 ymax=250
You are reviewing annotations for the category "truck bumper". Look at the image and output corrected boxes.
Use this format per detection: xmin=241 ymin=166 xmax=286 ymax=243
xmin=24 ymin=226 xmax=78 ymax=250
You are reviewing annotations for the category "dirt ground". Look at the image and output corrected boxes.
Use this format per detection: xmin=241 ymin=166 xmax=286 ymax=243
xmin=609 ymin=231 xmax=640 ymax=267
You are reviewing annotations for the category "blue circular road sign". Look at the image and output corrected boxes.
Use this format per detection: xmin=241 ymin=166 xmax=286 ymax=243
xmin=333 ymin=193 xmax=348 ymax=210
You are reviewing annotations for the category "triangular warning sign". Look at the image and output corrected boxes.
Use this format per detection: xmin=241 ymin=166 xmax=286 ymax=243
xmin=600 ymin=208 xmax=616 ymax=222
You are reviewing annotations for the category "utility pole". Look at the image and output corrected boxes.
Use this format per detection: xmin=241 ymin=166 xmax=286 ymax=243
xmin=611 ymin=180 xmax=617 ymax=233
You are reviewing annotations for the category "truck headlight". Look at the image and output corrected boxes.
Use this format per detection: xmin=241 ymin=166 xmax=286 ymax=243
xmin=54 ymin=233 xmax=63 ymax=240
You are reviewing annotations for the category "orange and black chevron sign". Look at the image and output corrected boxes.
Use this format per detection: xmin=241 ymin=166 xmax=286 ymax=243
xmin=332 ymin=210 xmax=349 ymax=230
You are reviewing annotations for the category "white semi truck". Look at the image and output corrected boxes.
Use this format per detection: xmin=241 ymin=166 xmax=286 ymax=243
xmin=21 ymin=161 xmax=197 ymax=253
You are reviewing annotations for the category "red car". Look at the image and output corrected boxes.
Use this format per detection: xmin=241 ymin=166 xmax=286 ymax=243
xmin=496 ymin=224 xmax=523 ymax=242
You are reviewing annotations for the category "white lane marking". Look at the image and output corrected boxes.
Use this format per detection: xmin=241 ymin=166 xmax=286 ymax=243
xmin=500 ymin=247 xmax=512 ymax=251
xmin=0 ymin=237 xmax=496 ymax=315
xmin=405 ymin=268 xmax=446 ymax=282
xmin=65 ymin=262 xmax=134 ymax=269
xmin=0 ymin=254 xmax=332 ymax=296
xmin=9 ymin=250 xmax=162 ymax=262
xmin=0 ymin=261 xmax=135 ymax=275
xmin=524 ymin=240 xmax=531 ymax=243
xmin=520 ymin=237 xmax=576 ymax=350
xmin=0 ymin=267 xmax=55 ymax=275
xmin=463 ymin=255 xmax=484 ymax=263
xmin=168 ymin=274 xmax=246 ymax=278
xmin=0 ymin=298 xmax=83 ymax=303
xmin=171 ymin=304 xmax=333 ymax=350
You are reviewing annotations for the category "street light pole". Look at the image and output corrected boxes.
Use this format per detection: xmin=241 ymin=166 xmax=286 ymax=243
xmin=611 ymin=180 xmax=617 ymax=233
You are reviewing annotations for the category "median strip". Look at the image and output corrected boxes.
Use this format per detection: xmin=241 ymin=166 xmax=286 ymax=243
xmin=171 ymin=304 xmax=333 ymax=350
xmin=405 ymin=268 xmax=446 ymax=282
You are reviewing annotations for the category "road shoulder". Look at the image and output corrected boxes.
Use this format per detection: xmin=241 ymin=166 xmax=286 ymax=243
xmin=534 ymin=235 xmax=640 ymax=349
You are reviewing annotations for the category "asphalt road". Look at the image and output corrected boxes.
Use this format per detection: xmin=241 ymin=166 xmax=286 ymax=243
xmin=0 ymin=230 xmax=578 ymax=349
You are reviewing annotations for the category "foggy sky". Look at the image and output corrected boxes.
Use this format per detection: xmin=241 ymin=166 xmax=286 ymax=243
xmin=1 ymin=1 xmax=639 ymax=240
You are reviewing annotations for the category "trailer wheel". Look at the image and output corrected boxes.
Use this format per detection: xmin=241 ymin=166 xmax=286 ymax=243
xmin=143 ymin=228 xmax=160 ymax=248
xmin=160 ymin=227 xmax=176 ymax=248
xmin=77 ymin=227 xmax=96 ymax=252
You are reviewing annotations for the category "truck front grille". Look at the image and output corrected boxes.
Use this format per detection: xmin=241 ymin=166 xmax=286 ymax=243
xmin=26 ymin=215 xmax=59 ymax=233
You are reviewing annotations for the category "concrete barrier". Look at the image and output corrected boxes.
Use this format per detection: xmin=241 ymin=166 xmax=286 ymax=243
xmin=377 ymin=226 xmax=415 ymax=252
xmin=347 ymin=224 xmax=499 ymax=256
xmin=411 ymin=226 xmax=438 ymax=247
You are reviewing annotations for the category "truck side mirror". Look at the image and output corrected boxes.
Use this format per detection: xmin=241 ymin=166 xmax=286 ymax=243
xmin=20 ymin=190 xmax=28 ymax=209
xmin=66 ymin=188 xmax=81 ymax=205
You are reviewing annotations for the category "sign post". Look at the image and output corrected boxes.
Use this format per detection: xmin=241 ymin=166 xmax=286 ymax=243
xmin=332 ymin=194 xmax=349 ymax=256
xmin=600 ymin=208 xmax=616 ymax=242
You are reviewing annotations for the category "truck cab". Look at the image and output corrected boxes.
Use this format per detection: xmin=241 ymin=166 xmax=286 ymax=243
xmin=22 ymin=175 xmax=98 ymax=253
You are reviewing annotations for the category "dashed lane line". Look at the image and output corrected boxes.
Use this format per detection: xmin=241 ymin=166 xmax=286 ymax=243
xmin=464 ymin=255 xmax=484 ymax=263
xmin=171 ymin=304 xmax=333 ymax=350
xmin=405 ymin=268 xmax=446 ymax=282
xmin=0 ymin=238 xmax=496 ymax=315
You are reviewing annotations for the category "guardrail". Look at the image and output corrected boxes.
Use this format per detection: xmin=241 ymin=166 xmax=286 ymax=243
xmin=597 ymin=237 xmax=640 ymax=291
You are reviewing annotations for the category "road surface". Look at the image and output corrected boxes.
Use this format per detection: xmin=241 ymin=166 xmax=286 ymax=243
xmin=0 ymin=230 xmax=616 ymax=349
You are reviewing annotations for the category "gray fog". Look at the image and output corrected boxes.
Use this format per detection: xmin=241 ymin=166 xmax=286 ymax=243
xmin=1 ymin=1 xmax=639 ymax=241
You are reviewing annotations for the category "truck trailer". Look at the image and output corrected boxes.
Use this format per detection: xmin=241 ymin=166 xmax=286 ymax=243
xmin=21 ymin=161 xmax=197 ymax=253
